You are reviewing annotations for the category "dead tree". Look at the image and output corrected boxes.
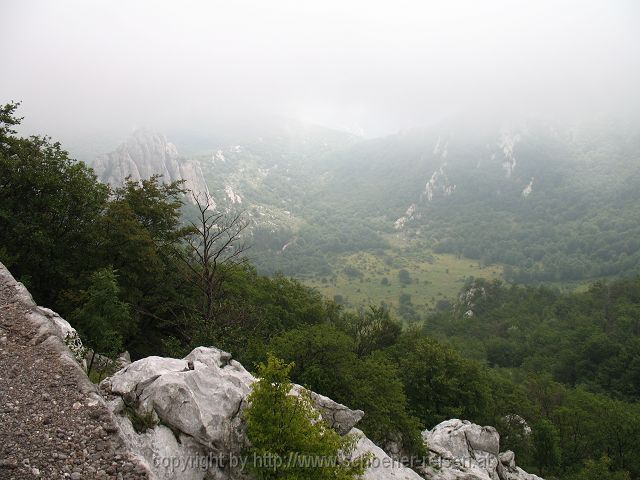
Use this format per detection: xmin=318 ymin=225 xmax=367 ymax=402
xmin=180 ymin=193 xmax=249 ymax=324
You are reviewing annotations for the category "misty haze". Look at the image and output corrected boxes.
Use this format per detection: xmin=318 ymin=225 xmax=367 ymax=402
xmin=1 ymin=2 xmax=640 ymax=480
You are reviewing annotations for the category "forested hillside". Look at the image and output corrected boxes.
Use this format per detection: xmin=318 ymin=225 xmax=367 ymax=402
xmin=294 ymin=119 xmax=640 ymax=283
xmin=3 ymin=104 xmax=640 ymax=479
xmin=427 ymin=277 xmax=640 ymax=400
xmin=90 ymin=116 xmax=640 ymax=287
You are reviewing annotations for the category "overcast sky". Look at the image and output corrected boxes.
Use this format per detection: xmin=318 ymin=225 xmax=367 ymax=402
xmin=1 ymin=0 xmax=639 ymax=141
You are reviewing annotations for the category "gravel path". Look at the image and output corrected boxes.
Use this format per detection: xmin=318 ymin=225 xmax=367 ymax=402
xmin=0 ymin=264 xmax=151 ymax=480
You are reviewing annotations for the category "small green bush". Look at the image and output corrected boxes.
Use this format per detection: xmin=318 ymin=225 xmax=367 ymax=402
xmin=244 ymin=354 xmax=370 ymax=480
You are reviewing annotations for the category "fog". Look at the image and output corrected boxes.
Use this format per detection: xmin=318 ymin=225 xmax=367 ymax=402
xmin=1 ymin=0 xmax=639 ymax=142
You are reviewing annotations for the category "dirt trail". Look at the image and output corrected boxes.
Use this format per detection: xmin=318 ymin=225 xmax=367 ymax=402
xmin=0 ymin=264 xmax=150 ymax=480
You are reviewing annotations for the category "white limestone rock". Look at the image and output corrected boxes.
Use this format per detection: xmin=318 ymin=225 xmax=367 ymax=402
xmin=292 ymin=385 xmax=364 ymax=435
xmin=422 ymin=419 xmax=543 ymax=480
xmin=349 ymin=428 xmax=423 ymax=480
xmin=499 ymin=450 xmax=544 ymax=480
xmin=499 ymin=451 xmax=516 ymax=469
xmin=92 ymin=129 xmax=212 ymax=203
xmin=102 ymin=346 xmax=365 ymax=480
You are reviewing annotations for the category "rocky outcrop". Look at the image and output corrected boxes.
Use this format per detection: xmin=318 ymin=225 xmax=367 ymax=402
xmin=497 ymin=131 xmax=521 ymax=178
xmin=100 ymin=347 xmax=376 ymax=480
xmin=421 ymin=165 xmax=456 ymax=203
xmin=92 ymin=129 xmax=211 ymax=201
xmin=100 ymin=349 xmax=543 ymax=480
xmin=348 ymin=428 xmax=423 ymax=480
xmin=393 ymin=138 xmax=456 ymax=231
xmin=419 ymin=419 xmax=542 ymax=480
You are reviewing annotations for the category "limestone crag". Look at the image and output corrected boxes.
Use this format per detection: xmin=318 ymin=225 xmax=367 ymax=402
xmin=348 ymin=428 xmax=423 ymax=480
xmin=92 ymin=129 xmax=211 ymax=201
xmin=100 ymin=347 xmax=372 ymax=480
xmin=420 ymin=419 xmax=542 ymax=480
xmin=100 ymin=348 xmax=543 ymax=480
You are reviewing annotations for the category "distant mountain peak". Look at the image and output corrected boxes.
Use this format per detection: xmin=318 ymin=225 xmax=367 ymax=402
xmin=92 ymin=129 xmax=211 ymax=203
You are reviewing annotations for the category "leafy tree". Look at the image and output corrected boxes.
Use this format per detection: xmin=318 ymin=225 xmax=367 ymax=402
xmin=269 ymin=324 xmax=422 ymax=455
xmin=398 ymin=269 xmax=411 ymax=285
xmin=532 ymin=419 xmax=561 ymax=476
xmin=244 ymin=354 xmax=369 ymax=480
xmin=339 ymin=305 xmax=401 ymax=356
xmin=568 ymin=456 xmax=630 ymax=480
xmin=71 ymin=268 xmax=131 ymax=375
xmin=0 ymin=102 xmax=108 ymax=306
xmin=269 ymin=324 xmax=358 ymax=401
xmin=390 ymin=332 xmax=491 ymax=427
xmin=97 ymin=176 xmax=196 ymax=356
xmin=425 ymin=277 xmax=640 ymax=402
xmin=349 ymin=352 xmax=424 ymax=457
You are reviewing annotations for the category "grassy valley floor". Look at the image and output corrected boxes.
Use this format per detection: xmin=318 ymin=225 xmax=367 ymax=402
xmin=301 ymin=235 xmax=503 ymax=319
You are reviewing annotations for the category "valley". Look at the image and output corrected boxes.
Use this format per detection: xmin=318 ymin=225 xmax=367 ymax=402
xmin=4 ymin=3 xmax=639 ymax=479
xmin=3 ymin=103 xmax=640 ymax=480
xmin=83 ymin=117 xmax=640 ymax=321
xmin=300 ymin=236 xmax=502 ymax=318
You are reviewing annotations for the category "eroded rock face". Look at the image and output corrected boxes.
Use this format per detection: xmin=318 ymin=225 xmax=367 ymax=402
xmin=498 ymin=451 xmax=543 ymax=480
xmin=348 ymin=428 xmax=424 ymax=480
xmin=92 ymin=129 xmax=211 ymax=202
xmin=425 ymin=419 xmax=499 ymax=462
xmin=101 ymin=347 xmax=367 ymax=480
xmin=292 ymin=385 xmax=364 ymax=436
xmin=420 ymin=419 xmax=542 ymax=480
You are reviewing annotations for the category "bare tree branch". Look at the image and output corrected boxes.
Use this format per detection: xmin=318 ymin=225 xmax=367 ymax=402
xmin=174 ymin=191 xmax=251 ymax=325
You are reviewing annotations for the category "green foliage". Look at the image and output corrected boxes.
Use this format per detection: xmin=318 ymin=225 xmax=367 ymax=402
xmin=568 ymin=456 xmax=630 ymax=480
xmin=244 ymin=354 xmax=369 ymax=480
xmin=348 ymin=352 xmax=424 ymax=457
xmin=0 ymin=104 xmax=197 ymax=358
xmin=551 ymin=388 xmax=640 ymax=477
xmin=423 ymin=278 xmax=640 ymax=477
xmin=188 ymin=265 xmax=340 ymax=366
xmin=425 ymin=277 xmax=640 ymax=401
xmin=97 ymin=176 xmax=195 ymax=356
xmin=6 ymin=105 xmax=640 ymax=480
xmin=0 ymin=102 xmax=109 ymax=305
xmin=240 ymin=119 xmax=640 ymax=285
xmin=269 ymin=325 xmax=357 ymax=400
xmin=269 ymin=324 xmax=423 ymax=456
xmin=390 ymin=333 xmax=491 ymax=427
xmin=124 ymin=406 xmax=159 ymax=434
xmin=531 ymin=419 xmax=561 ymax=475
xmin=339 ymin=306 xmax=402 ymax=356
xmin=398 ymin=269 xmax=411 ymax=285
xmin=71 ymin=268 xmax=131 ymax=372
xmin=302 ymin=247 xmax=501 ymax=321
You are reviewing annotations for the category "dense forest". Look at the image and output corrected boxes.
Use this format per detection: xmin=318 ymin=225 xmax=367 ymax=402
xmin=2 ymin=103 xmax=640 ymax=480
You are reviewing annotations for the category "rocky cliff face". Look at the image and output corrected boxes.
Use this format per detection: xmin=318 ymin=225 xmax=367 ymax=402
xmin=92 ymin=129 xmax=211 ymax=201
xmin=98 ymin=347 xmax=405 ymax=480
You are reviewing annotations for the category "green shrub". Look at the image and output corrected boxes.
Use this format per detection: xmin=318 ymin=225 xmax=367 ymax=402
xmin=244 ymin=354 xmax=370 ymax=479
